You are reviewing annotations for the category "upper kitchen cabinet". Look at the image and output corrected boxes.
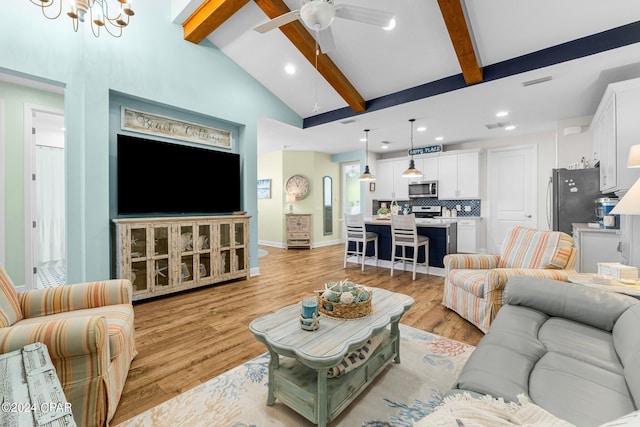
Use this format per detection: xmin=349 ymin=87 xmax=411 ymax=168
xmin=376 ymin=158 xmax=410 ymax=200
xmin=438 ymin=149 xmax=481 ymax=199
xmin=591 ymin=78 xmax=640 ymax=193
xmin=408 ymin=155 xmax=439 ymax=183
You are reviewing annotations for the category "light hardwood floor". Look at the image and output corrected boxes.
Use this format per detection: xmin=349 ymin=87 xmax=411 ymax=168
xmin=111 ymin=244 xmax=484 ymax=424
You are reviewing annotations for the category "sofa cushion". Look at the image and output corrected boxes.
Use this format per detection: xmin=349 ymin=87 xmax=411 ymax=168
xmin=0 ymin=265 xmax=23 ymax=327
xmin=16 ymin=304 xmax=134 ymax=360
xmin=539 ymin=317 xmax=622 ymax=374
xmin=447 ymin=269 xmax=486 ymax=297
xmin=613 ymin=305 xmax=640 ymax=408
xmin=498 ymin=227 xmax=572 ymax=269
xmin=529 ymin=352 xmax=634 ymax=427
xmin=504 ymin=276 xmax=637 ymax=331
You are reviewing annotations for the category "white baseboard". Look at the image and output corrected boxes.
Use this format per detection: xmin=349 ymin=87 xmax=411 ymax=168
xmin=258 ymin=240 xmax=285 ymax=248
xmin=313 ymin=239 xmax=342 ymax=248
xmin=345 ymin=256 xmax=445 ymax=277
xmin=250 ymin=267 xmax=261 ymax=277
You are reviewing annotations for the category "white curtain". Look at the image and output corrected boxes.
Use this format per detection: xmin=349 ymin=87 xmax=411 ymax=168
xmin=36 ymin=145 xmax=65 ymax=264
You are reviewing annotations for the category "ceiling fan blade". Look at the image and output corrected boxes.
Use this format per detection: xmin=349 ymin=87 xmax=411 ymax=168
xmin=253 ymin=10 xmax=301 ymax=33
xmin=317 ymin=27 xmax=336 ymax=53
xmin=334 ymin=4 xmax=394 ymax=28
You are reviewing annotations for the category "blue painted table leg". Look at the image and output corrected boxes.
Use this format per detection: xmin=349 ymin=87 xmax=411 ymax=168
xmin=266 ymin=349 xmax=279 ymax=405
xmin=317 ymin=368 xmax=329 ymax=427
xmin=390 ymin=320 xmax=401 ymax=363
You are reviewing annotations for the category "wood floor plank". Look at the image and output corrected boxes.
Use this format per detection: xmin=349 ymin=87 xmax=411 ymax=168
xmin=111 ymin=244 xmax=483 ymax=424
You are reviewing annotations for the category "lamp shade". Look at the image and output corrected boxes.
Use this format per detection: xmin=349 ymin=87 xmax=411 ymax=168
xmin=286 ymin=194 xmax=296 ymax=203
xmin=401 ymin=158 xmax=423 ymax=178
xmin=359 ymin=165 xmax=376 ymax=181
xmin=611 ymin=177 xmax=640 ymax=215
xmin=628 ymin=144 xmax=640 ymax=168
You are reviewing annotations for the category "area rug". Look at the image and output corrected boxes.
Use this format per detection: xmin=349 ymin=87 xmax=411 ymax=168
xmin=116 ymin=325 xmax=475 ymax=427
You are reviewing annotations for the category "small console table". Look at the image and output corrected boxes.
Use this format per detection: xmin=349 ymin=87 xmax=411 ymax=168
xmin=249 ymin=288 xmax=414 ymax=427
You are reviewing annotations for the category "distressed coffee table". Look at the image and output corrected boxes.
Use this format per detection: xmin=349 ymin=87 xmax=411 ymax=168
xmin=249 ymin=287 xmax=414 ymax=427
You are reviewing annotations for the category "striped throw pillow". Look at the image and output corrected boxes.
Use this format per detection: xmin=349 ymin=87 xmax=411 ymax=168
xmin=499 ymin=227 xmax=571 ymax=270
xmin=0 ymin=265 xmax=23 ymax=327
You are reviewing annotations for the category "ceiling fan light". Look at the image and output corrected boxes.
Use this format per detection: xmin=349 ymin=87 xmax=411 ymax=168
xmin=300 ymin=1 xmax=335 ymax=31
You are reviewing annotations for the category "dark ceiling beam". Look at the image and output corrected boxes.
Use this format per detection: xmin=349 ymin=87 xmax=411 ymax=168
xmin=183 ymin=0 xmax=249 ymax=44
xmin=253 ymin=0 xmax=366 ymax=113
xmin=437 ymin=0 xmax=483 ymax=85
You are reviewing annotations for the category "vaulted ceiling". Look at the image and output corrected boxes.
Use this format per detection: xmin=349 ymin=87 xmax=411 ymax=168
xmin=176 ymin=1 xmax=640 ymax=155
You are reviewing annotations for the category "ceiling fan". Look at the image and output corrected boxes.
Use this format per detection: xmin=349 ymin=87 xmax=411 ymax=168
xmin=253 ymin=0 xmax=395 ymax=53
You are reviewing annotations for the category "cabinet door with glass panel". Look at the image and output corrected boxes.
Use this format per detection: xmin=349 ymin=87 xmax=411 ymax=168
xmin=216 ymin=219 xmax=248 ymax=277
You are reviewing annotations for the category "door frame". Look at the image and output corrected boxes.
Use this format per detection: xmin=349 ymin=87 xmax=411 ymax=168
xmin=23 ymin=103 xmax=65 ymax=289
xmin=486 ymin=144 xmax=538 ymax=254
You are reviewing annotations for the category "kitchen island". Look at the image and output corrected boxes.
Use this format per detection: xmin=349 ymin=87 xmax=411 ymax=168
xmin=346 ymin=217 xmax=457 ymax=276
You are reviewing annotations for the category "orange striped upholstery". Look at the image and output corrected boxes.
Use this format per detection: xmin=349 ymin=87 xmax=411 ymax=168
xmin=0 ymin=276 xmax=136 ymax=427
xmin=442 ymin=227 xmax=577 ymax=333
xmin=0 ymin=265 xmax=23 ymax=327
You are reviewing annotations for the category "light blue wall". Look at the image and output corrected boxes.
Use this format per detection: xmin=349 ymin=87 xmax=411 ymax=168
xmin=1 ymin=2 xmax=301 ymax=282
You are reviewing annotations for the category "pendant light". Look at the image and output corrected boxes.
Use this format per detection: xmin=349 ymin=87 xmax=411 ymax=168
xmin=402 ymin=119 xmax=423 ymax=178
xmin=359 ymin=129 xmax=376 ymax=181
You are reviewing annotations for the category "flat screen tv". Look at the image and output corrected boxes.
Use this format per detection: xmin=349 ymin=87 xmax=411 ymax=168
xmin=117 ymin=134 xmax=241 ymax=216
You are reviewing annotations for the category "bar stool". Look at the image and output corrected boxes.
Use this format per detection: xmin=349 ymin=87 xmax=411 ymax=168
xmin=344 ymin=213 xmax=378 ymax=271
xmin=390 ymin=214 xmax=429 ymax=280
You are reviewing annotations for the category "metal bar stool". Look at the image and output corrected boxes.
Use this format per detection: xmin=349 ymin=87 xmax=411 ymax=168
xmin=344 ymin=213 xmax=378 ymax=271
xmin=390 ymin=214 xmax=429 ymax=280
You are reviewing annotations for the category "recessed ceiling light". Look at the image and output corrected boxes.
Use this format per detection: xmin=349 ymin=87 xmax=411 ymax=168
xmin=504 ymin=125 xmax=516 ymax=131
xmin=360 ymin=137 xmax=366 ymax=142
xmin=381 ymin=144 xmax=389 ymax=149
xmin=435 ymin=136 xmax=444 ymax=141
xmin=417 ymin=126 xmax=427 ymax=132
xmin=383 ymin=18 xmax=396 ymax=31
xmin=380 ymin=141 xmax=390 ymax=149
xmin=284 ymin=64 xmax=296 ymax=75
xmin=496 ymin=111 xmax=509 ymax=117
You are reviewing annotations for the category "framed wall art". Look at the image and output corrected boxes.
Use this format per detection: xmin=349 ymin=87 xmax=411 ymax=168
xmin=257 ymin=179 xmax=272 ymax=199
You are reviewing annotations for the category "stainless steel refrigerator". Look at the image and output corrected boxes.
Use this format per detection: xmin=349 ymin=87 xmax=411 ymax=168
xmin=548 ymin=168 xmax=601 ymax=234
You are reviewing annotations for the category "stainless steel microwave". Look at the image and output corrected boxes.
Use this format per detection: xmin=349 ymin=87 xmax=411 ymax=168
xmin=408 ymin=181 xmax=438 ymax=198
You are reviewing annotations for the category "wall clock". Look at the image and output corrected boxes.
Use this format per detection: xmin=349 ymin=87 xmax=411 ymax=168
xmin=285 ymin=174 xmax=310 ymax=200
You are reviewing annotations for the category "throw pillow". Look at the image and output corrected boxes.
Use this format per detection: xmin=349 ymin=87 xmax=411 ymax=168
xmin=414 ymin=393 xmax=575 ymax=427
xmin=0 ymin=265 xmax=23 ymax=327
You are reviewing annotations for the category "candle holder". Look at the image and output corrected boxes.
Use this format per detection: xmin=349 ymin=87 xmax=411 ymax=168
xmin=300 ymin=297 xmax=320 ymax=331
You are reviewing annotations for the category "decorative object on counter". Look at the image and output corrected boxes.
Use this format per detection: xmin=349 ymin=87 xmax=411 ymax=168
xmin=401 ymin=119 xmax=423 ymax=178
xmin=596 ymin=197 xmax=619 ymax=228
xmin=358 ymin=129 xmax=376 ymax=181
xmin=402 ymin=204 xmax=410 ymax=215
xmin=390 ymin=200 xmax=400 ymax=215
xmin=377 ymin=204 xmax=390 ymax=219
xmin=300 ymin=297 xmax=320 ymax=331
xmin=318 ymin=280 xmax=372 ymax=319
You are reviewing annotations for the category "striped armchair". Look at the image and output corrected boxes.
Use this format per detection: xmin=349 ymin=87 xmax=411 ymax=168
xmin=442 ymin=226 xmax=577 ymax=333
xmin=0 ymin=265 xmax=136 ymax=427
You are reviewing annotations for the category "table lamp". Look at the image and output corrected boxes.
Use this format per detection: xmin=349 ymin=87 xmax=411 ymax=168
xmin=286 ymin=194 xmax=296 ymax=213
xmin=612 ymin=144 xmax=640 ymax=215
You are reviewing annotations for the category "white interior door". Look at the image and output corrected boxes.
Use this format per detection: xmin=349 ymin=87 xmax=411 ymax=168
xmin=24 ymin=105 xmax=65 ymax=289
xmin=487 ymin=145 xmax=537 ymax=254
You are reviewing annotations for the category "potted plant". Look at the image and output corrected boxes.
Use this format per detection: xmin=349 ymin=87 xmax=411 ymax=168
xmin=377 ymin=206 xmax=390 ymax=218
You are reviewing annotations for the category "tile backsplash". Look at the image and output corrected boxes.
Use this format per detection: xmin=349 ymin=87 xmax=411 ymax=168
xmin=372 ymin=198 xmax=482 ymax=217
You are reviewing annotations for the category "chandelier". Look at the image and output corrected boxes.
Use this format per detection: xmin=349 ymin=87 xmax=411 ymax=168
xmin=29 ymin=0 xmax=135 ymax=38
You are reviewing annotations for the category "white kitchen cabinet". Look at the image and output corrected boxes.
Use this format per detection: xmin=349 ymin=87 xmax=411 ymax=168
xmin=591 ymin=78 xmax=640 ymax=193
xmin=408 ymin=155 xmax=439 ymax=183
xmin=375 ymin=158 xmax=410 ymax=200
xmin=572 ymin=224 xmax=621 ymax=273
xmin=437 ymin=150 xmax=480 ymax=199
xmin=457 ymin=218 xmax=481 ymax=253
